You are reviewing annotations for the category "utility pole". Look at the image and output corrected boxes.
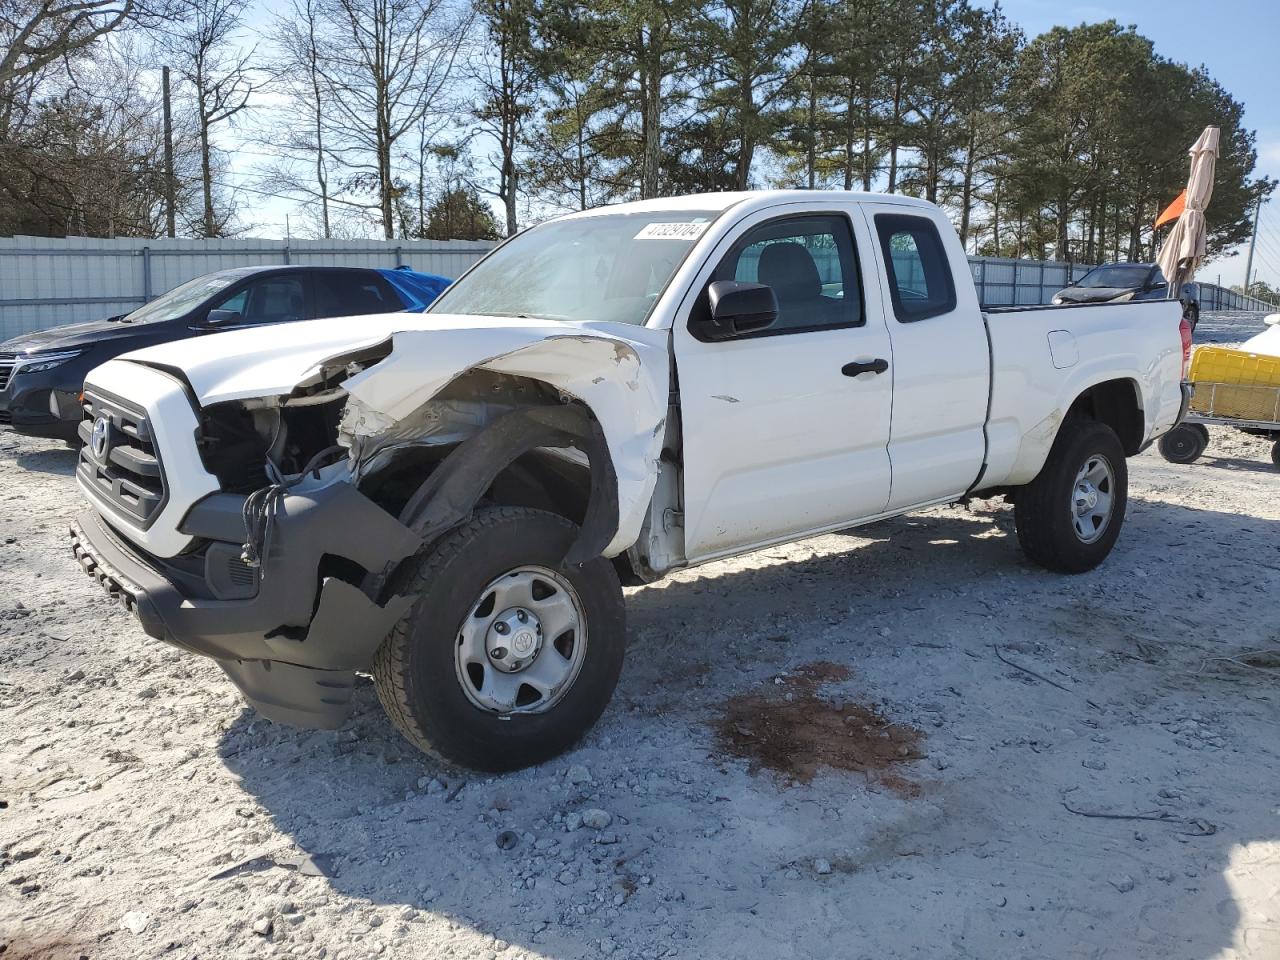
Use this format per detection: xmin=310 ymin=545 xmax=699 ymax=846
xmin=162 ymin=66 xmax=176 ymax=239
xmin=1243 ymin=196 xmax=1261 ymax=293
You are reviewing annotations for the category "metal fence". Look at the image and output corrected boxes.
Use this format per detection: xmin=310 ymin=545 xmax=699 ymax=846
xmin=967 ymin=255 xmax=1277 ymax=313
xmin=1 ymin=236 xmax=1275 ymax=341
xmin=0 ymin=236 xmax=496 ymax=340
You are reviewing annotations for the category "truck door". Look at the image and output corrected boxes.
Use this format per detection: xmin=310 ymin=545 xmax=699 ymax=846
xmin=672 ymin=206 xmax=894 ymax=562
xmin=862 ymin=207 xmax=990 ymax=510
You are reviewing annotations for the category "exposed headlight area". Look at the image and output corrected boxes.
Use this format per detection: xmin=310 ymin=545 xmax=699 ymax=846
xmin=1051 ymin=296 xmax=1065 ymax=305
xmin=15 ymin=349 xmax=84 ymax=374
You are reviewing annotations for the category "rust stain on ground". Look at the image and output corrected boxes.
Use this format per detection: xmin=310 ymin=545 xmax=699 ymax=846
xmin=715 ymin=661 xmax=925 ymax=795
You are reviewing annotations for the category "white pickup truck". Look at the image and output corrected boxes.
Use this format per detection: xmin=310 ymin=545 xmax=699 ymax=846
xmin=69 ymin=191 xmax=1191 ymax=770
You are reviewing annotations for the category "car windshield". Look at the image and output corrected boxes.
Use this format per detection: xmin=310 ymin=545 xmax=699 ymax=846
xmin=1077 ymin=265 xmax=1150 ymax=289
xmin=120 ymin=273 xmax=243 ymax=324
xmin=428 ymin=210 xmax=722 ymax=325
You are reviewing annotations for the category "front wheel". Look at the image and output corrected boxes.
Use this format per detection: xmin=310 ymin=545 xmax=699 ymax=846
xmin=1271 ymin=440 xmax=1280 ymax=471
xmin=373 ymin=506 xmax=626 ymax=771
xmin=1014 ymin=420 xmax=1128 ymax=574
xmin=1158 ymin=423 xmax=1210 ymax=464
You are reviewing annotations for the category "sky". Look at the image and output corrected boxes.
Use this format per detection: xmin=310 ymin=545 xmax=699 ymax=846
xmin=227 ymin=0 xmax=1280 ymax=288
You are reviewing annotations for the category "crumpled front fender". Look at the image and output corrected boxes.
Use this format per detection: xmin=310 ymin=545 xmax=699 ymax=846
xmin=341 ymin=321 xmax=671 ymax=556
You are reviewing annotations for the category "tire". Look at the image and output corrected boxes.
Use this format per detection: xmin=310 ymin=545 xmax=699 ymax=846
xmin=373 ymin=506 xmax=626 ymax=772
xmin=1158 ymin=423 xmax=1210 ymax=464
xmin=1014 ymin=420 xmax=1128 ymax=574
xmin=1272 ymin=440 xmax=1280 ymax=471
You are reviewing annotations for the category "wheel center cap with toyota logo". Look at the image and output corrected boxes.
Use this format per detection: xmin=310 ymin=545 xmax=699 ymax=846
xmin=512 ymin=630 xmax=537 ymax=656
xmin=90 ymin=416 xmax=110 ymax=460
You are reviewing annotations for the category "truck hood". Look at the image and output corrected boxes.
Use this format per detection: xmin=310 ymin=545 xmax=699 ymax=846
xmin=113 ymin=311 xmax=665 ymax=407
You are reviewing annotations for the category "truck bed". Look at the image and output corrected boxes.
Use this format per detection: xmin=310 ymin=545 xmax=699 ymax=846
xmin=978 ymin=299 xmax=1185 ymax=488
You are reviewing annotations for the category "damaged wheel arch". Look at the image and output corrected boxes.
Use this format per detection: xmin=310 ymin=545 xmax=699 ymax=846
xmin=364 ymin=402 xmax=622 ymax=600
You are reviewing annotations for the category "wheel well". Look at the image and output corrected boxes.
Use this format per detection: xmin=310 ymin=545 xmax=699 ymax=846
xmin=1065 ymin=379 xmax=1144 ymax=455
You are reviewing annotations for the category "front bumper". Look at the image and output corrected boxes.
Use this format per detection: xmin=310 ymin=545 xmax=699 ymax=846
xmin=70 ymin=484 xmax=423 ymax=729
xmin=0 ymin=369 xmax=81 ymax=441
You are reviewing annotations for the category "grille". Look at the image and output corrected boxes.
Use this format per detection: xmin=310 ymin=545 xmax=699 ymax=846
xmin=77 ymin=389 xmax=167 ymax=527
xmin=0 ymin=353 xmax=15 ymax=392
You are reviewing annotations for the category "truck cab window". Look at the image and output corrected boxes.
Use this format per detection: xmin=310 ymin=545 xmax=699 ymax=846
xmin=709 ymin=214 xmax=861 ymax=334
xmin=875 ymin=213 xmax=957 ymax=322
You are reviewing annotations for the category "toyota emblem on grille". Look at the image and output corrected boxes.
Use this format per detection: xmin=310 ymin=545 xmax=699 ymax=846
xmin=90 ymin=416 xmax=110 ymax=460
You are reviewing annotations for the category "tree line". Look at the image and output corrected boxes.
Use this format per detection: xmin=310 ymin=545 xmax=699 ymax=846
xmin=0 ymin=0 xmax=1272 ymax=263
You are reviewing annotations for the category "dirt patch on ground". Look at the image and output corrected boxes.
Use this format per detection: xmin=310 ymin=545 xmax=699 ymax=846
xmin=715 ymin=661 xmax=925 ymax=793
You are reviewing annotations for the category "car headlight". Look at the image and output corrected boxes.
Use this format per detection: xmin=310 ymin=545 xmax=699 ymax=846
xmin=16 ymin=350 xmax=84 ymax=374
xmin=1051 ymin=296 xmax=1064 ymax=305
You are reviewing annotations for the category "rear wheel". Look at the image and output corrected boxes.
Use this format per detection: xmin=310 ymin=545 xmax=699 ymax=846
xmin=373 ymin=506 xmax=626 ymax=771
xmin=1158 ymin=423 xmax=1210 ymax=464
xmin=1014 ymin=420 xmax=1128 ymax=574
xmin=1271 ymin=440 xmax=1280 ymax=471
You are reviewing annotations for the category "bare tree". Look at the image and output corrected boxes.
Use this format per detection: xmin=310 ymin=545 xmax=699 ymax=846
xmin=0 ymin=36 xmax=205 ymax=236
xmin=316 ymin=0 xmax=471 ymax=239
xmin=0 ymin=0 xmax=154 ymax=86
xmin=470 ymin=0 xmax=537 ymax=235
xmin=266 ymin=0 xmax=335 ymax=236
xmin=160 ymin=0 xmax=258 ymax=236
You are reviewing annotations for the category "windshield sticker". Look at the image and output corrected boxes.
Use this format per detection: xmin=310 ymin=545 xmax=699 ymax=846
xmin=634 ymin=222 xmax=708 ymax=241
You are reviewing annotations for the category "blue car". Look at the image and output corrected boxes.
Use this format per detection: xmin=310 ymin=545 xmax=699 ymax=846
xmin=0 ymin=265 xmax=450 ymax=444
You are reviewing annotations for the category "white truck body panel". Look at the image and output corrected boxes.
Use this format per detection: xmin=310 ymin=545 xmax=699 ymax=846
xmin=854 ymin=202 xmax=990 ymax=510
xmin=982 ymin=301 xmax=1184 ymax=486
xmin=668 ymin=198 xmax=895 ymax=560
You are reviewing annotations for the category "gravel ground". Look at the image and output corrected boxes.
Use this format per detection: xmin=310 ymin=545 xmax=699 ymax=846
xmin=2 ymin=313 xmax=1279 ymax=960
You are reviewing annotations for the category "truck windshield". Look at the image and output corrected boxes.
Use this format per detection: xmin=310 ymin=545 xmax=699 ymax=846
xmin=1077 ymin=265 xmax=1150 ymax=289
xmin=120 ymin=273 xmax=242 ymax=324
xmin=428 ymin=210 xmax=721 ymax=325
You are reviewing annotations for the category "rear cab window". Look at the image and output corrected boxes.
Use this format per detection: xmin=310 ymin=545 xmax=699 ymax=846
xmin=874 ymin=213 xmax=957 ymax=322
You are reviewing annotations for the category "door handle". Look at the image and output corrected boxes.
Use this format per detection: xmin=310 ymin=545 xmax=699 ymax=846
xmin=841 ymin=358 xmax=889 ymax=377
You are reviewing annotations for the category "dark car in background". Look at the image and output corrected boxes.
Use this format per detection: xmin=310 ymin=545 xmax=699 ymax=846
xmin=0 ymin=264 xmax=450 ymax=444
xmin=1052 ymin=262 xmax=1199 ymax=326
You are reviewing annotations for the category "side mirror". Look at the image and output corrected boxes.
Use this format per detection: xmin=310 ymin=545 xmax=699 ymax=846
xmin=1147 ymin=279 xmax=1168 ymax=292
xmin=203 ymin=308 xmax=242 ymax=326
xmin=691 ymin=281 xmax=778 ymax=342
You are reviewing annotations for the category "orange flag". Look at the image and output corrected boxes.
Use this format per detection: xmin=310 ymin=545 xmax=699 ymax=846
xmin=1155 ymin=190 xmax=1187 ymax=229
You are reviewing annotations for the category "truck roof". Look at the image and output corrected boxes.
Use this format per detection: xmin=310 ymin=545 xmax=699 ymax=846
xmin=558 ymin=189 xmax=937 ymax=220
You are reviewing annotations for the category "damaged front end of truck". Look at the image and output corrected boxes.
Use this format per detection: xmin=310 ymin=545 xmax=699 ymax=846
xmin=71 ymin=322 xmax=670 ymax=729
